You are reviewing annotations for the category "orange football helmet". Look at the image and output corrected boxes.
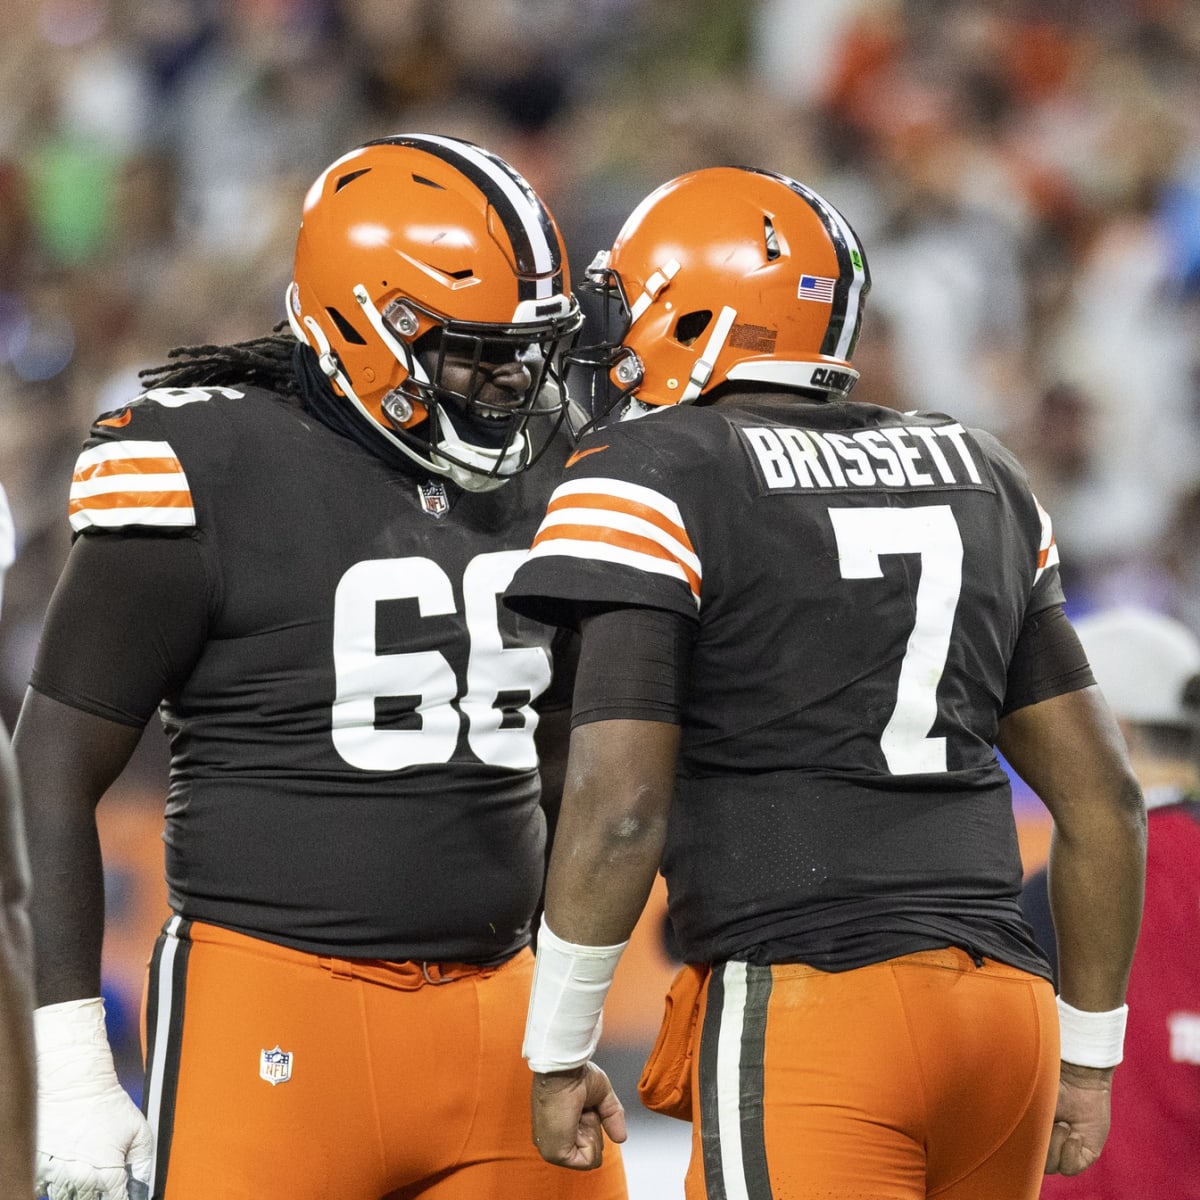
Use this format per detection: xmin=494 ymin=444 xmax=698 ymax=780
xmin=287 ymin=134 xmax=582 ymax=489
xmin=570 ymin=166 xmax=870 ymax=420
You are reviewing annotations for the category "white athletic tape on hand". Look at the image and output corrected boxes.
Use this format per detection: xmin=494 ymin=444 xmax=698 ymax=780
xmin=34 ymin=997 xmax=154 ymax=1200
xmin=523 ymin=918 xmax=627 ymax=1073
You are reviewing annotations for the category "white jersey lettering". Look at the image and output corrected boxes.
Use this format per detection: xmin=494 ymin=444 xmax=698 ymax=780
xmin=740 ymin=422 xmax=985 ymax=493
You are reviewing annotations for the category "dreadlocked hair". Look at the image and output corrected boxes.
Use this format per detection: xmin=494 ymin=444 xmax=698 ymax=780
xmin=137 ymin=322 xmax=302 ymax=400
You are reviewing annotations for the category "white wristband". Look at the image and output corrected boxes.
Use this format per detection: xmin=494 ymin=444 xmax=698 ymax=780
xmin=523 ymin=917 xmax=627 ymax=1073
xmin=1056 ymin=996 xmax=1128 ymax=1068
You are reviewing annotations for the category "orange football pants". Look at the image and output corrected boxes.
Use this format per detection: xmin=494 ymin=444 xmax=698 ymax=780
xmin=140 ymin=917 xmax=627 ymax=1199
xmin=686 ymin=948 xmax=1059 ymax=1200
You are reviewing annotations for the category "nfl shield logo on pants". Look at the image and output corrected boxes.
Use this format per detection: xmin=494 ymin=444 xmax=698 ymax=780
xmin=259 ymin=1045 xmax=293 ymax=1086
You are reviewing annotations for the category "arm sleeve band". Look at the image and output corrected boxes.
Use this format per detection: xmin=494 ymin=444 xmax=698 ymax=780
xmin=570 ymin=605 xmax=696 ymax=728
xmin=1001 ymin=603 xmax=1096 ymax=716
xmin=29 ymin=533 xmax=211 ymax=725
xmin=523 ymin=917 xmax=628 ymax=1072
xmin=1056 ymin=996 xmax=1128 ymax=1068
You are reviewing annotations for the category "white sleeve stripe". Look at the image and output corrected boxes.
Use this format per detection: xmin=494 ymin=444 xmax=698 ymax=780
xmin=524 ymin=539 xmax=701 ymax=607
xmin=1032 ymin=493 xmax=1058 ymax=584
xmin=1033 ymin=494 xmax=1054 ymax=550
xmin=69 ymin=506 xmax=196 ymax=532
xmin=538 ymin=507 xmax=701 ymax=575
xmin=550 ymin=476 xmax=688 ymax=528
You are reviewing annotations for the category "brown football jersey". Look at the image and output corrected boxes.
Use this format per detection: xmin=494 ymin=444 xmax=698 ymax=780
xmin=507 ymin=395 xmax=1065 ymax=975
xmin=35 ymin=383 xmax=571 ymax=962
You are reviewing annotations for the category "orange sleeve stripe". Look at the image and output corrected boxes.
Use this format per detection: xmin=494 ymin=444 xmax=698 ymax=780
xmin=1036 ymin=536 xmax=1056 ymax=569
xmin=68 ymin=490 xmax=194 ymax=514
xmin=532 ymin=523 xmax=701 ymax=596
xmin=545 ymin=491 xmax=694 ymax=551
xmin=73 ymin=456 xmax=182 ymax=481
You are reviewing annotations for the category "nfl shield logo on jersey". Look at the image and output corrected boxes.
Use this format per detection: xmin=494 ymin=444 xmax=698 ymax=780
xmin=418 ymin=479 xmax=450 ymax=517
xmin=259 ymin=1045 xmax=294 ymax=1086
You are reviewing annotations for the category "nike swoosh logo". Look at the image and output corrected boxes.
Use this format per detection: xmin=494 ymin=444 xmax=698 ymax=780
xmin=565 ymin=444 xmax=609 ymax=468
xmin=97 ymin=409 xmax=132 ymax=428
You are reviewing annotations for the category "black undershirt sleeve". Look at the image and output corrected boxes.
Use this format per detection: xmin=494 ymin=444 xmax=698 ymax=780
xmin=533 ymin=626 xmax=580 ymax=715
xmin=571 ymin=605 xmax=696 ymax=727
xmin=30 ymin=532 xmax=211 ymax=726
xmin=1001 ymin=602 xmax=1096 ymax=716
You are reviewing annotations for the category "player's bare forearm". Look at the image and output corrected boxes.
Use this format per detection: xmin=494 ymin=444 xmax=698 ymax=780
xmin=998 ymin=686 xmax=1145 ymax=1009
xmin=1044 ymin=812 xmax=1144 ymax=1010
xmin=542 ymin=719 xmax=679 ymax=946
xmin=1000 ymin=686 xmax=1142 ymax=1178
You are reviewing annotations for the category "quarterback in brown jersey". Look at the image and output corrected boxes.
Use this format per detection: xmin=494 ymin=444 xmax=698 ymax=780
xmin=505 ymin=167 xmax=1146 ymax=1199
xmin=15 ymin=136 xmax=627 ymax=1200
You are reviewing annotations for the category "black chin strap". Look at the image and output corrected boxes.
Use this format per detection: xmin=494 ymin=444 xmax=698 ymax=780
xmin=292 ymin=341 xmax=432 ymax=478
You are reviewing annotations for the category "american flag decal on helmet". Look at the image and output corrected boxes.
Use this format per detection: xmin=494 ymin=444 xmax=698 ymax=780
xmin=798 ymin=275 xmax=836 ymax=303
xmin=68 ymin=440 xmax=195 ymax=532
xmin=525 ymin=477 xmax=701 ymax=607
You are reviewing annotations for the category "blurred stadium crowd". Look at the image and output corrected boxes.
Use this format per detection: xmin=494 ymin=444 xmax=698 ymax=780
xmin=3 ymin=0 xmax=1200 ymax=732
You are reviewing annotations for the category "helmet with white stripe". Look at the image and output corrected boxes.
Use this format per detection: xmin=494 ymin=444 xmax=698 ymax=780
xmin=287 ymin=134 xmax=582 ymax=490
xmin=570 ymin=166 xmax=870 ymax=420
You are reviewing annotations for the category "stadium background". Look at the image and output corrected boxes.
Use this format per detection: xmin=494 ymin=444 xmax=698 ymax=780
xmin=2 ymin=0 xmax=1199 ymax=1192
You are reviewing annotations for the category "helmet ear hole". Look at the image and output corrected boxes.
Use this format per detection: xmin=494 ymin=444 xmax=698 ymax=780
xmin=326 ymin=307 xmax=367 ymax=345
xmin=674 ymin=310 xmax=712 ymax=346
xmin=764 ymin=216 xmax=781 ymax=260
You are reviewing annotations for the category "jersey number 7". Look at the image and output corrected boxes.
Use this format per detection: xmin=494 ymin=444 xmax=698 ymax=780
xmin=829 ymin=504 xmax=963 ymax=776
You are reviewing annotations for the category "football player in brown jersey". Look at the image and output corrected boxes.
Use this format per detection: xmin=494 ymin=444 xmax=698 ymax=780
xmin=15 ymin=136 xmax=627 ymax=1200
xmin=506 ymin=167 xmax=1146 ymax=1199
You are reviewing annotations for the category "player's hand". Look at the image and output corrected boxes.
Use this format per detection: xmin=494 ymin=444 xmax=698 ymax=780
xmin=1044 ymin=1061 xmax=1114 ymax=1176
xmin=34 ymin=998 xmax=154 ymax=1200
xmin=531 ymin=1062 xmax=627 ymax=1171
